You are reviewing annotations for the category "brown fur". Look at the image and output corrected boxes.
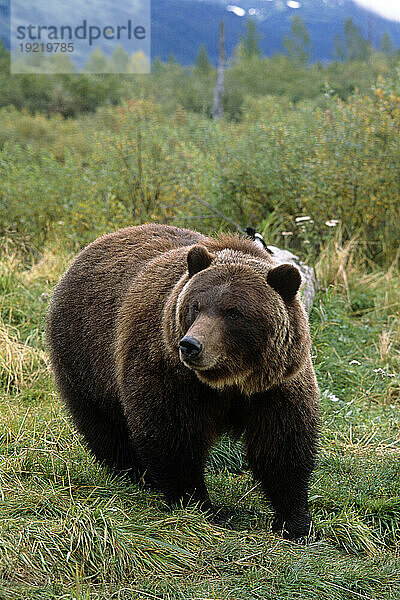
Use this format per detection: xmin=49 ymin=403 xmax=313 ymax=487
xmin=46 ymin=224 xmax=320 ymax=540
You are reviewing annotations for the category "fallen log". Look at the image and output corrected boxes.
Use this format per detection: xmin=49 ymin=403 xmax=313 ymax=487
xmin=266 ymin=245 xmax=317 ymax=314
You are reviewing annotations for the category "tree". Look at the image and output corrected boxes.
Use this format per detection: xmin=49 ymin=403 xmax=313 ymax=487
xmin=334 ymin=18 xmax=372 ymax=62
xmin=239 ymin=19 xmax=262 ymax=59
xmin=45 ymin=53 xmax=76 ymax=74
xmin=380 ymin=32 xmax=395 ymax=56
xmin=284 ymin=16 xmax=311 ymax=66
xmin=129 ymin=51 xmax=150 ymax=74
xmin=0 ymin=40 xmax=9 ymax=73
xmin=85 ymin=48 xmax=109 ymax=73
xmin=195 ymin=44 xmax=212 ymax=74
xmin=109 ymin=45 xmax=129 ymax=73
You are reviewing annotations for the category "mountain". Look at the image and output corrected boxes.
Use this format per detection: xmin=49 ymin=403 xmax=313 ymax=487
xmin=151 ymin=0 xmax=400 ymax=64
xmin=1 ymin=0 xmax=400 ymax=66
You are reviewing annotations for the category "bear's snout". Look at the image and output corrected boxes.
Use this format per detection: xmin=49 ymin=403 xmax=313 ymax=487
xmin=179 ymin=336 xmax=203 ymax=362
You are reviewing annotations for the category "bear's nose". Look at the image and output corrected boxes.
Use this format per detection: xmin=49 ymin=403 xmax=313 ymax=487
xmin=179 ymin=336 xmax=203 ymax=360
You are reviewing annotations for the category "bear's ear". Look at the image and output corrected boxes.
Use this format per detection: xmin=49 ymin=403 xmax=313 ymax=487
xmin=187 ymin=245 xmax=215 ymax=278
xmin=267 ymin=264 xmax=302 ymax=302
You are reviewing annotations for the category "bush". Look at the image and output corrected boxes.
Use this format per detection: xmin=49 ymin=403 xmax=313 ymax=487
xmin=1 ymin=82 xmax=400 ymax=265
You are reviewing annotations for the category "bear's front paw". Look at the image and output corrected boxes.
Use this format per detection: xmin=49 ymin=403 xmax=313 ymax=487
xmin=272 ymin=514 xmax=317 ymax=543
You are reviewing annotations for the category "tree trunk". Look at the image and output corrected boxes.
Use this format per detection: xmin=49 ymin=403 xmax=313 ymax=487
xmin=212 ymin=21 xmax=225 ymax=120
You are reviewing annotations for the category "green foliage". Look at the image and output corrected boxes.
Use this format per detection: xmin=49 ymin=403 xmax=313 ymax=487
xmin=0 ymin=72 xmax=123 ymax=118
xmin=109 ymin=45 xmax=130 ymax=73
xmin=194 ymin=44 xmax=212 ymax=75
xmin=284 ymin=16 xmax=312 ymax=65
xmin=1 ymin=78 xmax=400 ymax=265
xmin=0 ymin=31 xmax=398 ymax=120
xmin=334 ymin=18 xmax=372 ymax=62
xmin=381 ymin=32 xmax=395 ymax=56
xmin=85 ymin=48 xmax=110 ymax=73
xmin=239 ymin=19 xmax=262 ymax=59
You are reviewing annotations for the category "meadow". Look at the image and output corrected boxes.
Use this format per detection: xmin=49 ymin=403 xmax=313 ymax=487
xmin=0 ymin=60 xmax=400 ymax=598
xmin=1 ymin=228 xmax=399 ymax=600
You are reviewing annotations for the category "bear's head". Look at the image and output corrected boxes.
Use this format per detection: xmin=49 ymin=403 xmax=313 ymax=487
xmin=163 ymin=244 xmax=311 ymax=395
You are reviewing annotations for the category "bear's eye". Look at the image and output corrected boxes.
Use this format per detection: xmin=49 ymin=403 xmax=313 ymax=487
xmin=192 ymin=301 xmax=200 ymax=316
xmin=226 ymin=308 xmax=242 ymax=321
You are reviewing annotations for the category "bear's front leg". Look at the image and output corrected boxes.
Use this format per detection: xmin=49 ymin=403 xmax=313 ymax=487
xmin=244 ymin=367 xmax=319 ymax=541
xmin=121 ymin=385 xmax=215 ymax=513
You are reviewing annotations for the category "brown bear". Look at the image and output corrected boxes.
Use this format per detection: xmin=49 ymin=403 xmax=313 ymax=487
xmin=46 ymin=224 xmax=320 ymax=540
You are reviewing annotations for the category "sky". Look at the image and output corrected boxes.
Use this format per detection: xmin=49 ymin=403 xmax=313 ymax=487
xmin=354 ymin=0 xmax=400 ymax=22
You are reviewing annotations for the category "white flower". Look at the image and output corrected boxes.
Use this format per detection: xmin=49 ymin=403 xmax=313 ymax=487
xmin=295 ymin=216 xmax=313 ymax=223
xmin=322 ymin=390 xmax=341 ymax=402
xmin=325 ymin=219 xmax=339 ymax=227
xmin=373 ymin=368 xmax=385 ymax=374
xmin=281 ymin=231 xmax=293 ymax=237
xmin=373 ymin=368 xmax=396 ymax=378
xmin=349 ymin=360 xmax=361 ymax=365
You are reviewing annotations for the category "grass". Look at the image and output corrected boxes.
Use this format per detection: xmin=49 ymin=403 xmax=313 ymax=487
xmin=0 ymin=238 xmax=399 ymax=600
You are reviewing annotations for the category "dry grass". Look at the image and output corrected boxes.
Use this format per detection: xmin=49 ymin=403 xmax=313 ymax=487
xmin=19 ymin=248 xmax=71 ymax=287
xmin=316 ymin=232 xmax=400 ymax=375
xmin=0 ymin=319 xmax=47 ymax=394
xmin=0 ymin=243 xmax=64 ymax=395
xmin=315 ymin=234 xmax=360 ymax=298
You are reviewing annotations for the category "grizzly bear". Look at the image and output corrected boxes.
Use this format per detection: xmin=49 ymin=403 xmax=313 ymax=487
xmin=46 ymin=224 xmax=319 ymax=540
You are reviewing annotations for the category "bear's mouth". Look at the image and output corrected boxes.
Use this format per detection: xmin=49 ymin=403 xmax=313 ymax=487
xmin=188 ymin=364 xmax=212 ymax=372
xmin=179 ymin=350 xmax=218 ymax=372
xmin=180 ymin=355 xmax=251 ymax=391
xmin=191 ymin=366 xmax=244 ymax=390
xmin=180 ymin=357 xmax=215 ymax=371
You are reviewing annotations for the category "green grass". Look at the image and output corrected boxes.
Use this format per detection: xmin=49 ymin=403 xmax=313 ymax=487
xmin=0 ymin=244 xmax=399 ymax=600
